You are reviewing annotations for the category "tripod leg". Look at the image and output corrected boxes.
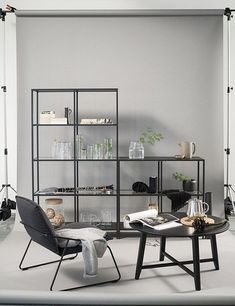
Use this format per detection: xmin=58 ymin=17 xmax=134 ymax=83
xmin=9 ymin=185 xmax=17 ymax=193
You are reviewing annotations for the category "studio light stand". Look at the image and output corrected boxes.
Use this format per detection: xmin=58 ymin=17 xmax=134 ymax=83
xmin=0 ymin=5 xmax=17 ymax=221
xmin=224 ymin=8 xmax=235 ymax=216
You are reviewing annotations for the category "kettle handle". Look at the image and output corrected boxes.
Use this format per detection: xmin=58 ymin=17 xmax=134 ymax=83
xmin=202 ymin=202 xmax=209 ymax=213
xmin=192 ymin=142 xmax=196 ymax=155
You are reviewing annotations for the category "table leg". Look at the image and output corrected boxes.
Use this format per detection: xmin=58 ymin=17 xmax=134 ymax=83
xmin=192 ymin=236 xmax=201 ymax=291
xmin=159 ymin=236 xmax=166 ymax=261
xmin=135 ymin=232 xmax=147 ymax=279
xmin=210 ymin=235 xmax=219 ymax=270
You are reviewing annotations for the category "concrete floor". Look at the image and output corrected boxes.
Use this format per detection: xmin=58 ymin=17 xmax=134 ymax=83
xmin=0 ymin=218 xmax=235 ymax=305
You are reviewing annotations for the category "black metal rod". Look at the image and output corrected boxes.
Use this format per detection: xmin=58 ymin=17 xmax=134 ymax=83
xmin=141 ymin=257 xmax=214 ymax=270
xmin=116 ymin=89 xmax=119 ymax=237
xmin=31 ymin=90 xmax=34 ymax=200
xmin=203 ymin=160 xmax=205 ymax=201
xmin=73 ymin=91 xmax=77 ymax=222
xmin=36 ymin=91 xmax=39 ymax=204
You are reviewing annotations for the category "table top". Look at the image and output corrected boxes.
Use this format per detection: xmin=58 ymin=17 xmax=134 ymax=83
xmin=130 ymin=212 xmax=229 ymax=238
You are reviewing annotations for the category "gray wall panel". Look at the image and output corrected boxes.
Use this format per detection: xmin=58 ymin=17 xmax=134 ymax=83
xmin=17 ymin=16 xmax=223 ymax=218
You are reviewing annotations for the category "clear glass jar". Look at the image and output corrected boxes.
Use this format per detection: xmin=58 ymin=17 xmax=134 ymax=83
xmin=129 ymin=141 xmax=144 ymax=159
xmin=44 ymin=198 xmax=65 ymax=228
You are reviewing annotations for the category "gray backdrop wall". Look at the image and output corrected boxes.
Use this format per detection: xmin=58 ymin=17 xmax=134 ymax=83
xmin=17 ymin=15 xmax=223 ymax=221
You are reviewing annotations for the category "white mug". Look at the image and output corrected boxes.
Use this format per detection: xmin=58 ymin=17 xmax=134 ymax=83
xmin=179 ymin=141 xmax=196 ymax=159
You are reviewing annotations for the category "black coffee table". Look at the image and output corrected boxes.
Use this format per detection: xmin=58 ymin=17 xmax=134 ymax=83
xmin=130 ymin=213 xmax=229 ymax=291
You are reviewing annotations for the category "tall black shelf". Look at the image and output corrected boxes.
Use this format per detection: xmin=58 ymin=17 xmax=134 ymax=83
xmin=31 ymin=88 xmax=119 ymax=230
xmin=31 ymin=88 xmax=205 ymax=238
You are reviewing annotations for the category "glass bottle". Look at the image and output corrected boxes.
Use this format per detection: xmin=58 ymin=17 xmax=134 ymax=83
xmin=104 ymin=138 xmax=113 ymax=159
xmin=76 ymin=133 xmax=84 ymax=159
xmin=51 ymin=139 xmax=58 ymax=159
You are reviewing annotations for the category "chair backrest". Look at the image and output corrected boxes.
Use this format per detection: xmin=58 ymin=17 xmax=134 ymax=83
xmin=16 ymin=196 xmax=59 ymax=254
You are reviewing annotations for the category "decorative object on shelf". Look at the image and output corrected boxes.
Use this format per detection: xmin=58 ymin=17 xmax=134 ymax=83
xmin=101 ymin=210 xmax=112 ymax=226
xmin=75 ymin=134 xmax=84 ymax=159
xmin=45 ymin=198 xmax=65 ymax=227
xmin=50 ymin=117 xmax=67 ymax=124
xmin=39 ymin=111 xmax=69 ymax=125
xmin=80 ymin=212 xmax=101 ymax=225
xmin=52 ymin=141 xmax=72 ymax=159
xmin=129 ymin=141 xmax=144 ymax=159
xmin=132 ymin=181 xmax=148 ymax=193
xmin=139 ymin=128 xmax=163 ymax=146
xmin=80 ymin=118 xmax=113 ymax=124
xmin=64 ymin=107 xmax=72 ymax=124
xmin=81 ymin=148 xmax=87 ymax=159
xmin=76 ymin=134 xmax=112 ymax=160
xmin=147 ymin=176 xmax=157 ymax=193
xmin=128 ymin=128 xmax=163 ymax=159
xmin=172 ymin=172 xmax=196 ymax=192
xmin=104 ymin=138 xmax=113 ymax=159
xmin=186 ymin=198 xmax=209 ymax=219
xmin=86 ymin=144 xmax=93 ymax=159
xmin=39 ymin=111 xmax=55 ymax=124
xmin=93 ymin=143 xmax=104 ymax=159
xmin=178 ymin=141 xmax=196 ymax=159
xmin=37 ymin=184 xmax=114 ymax=195
xmin=183 ymin=179 xmax=196 ymax=192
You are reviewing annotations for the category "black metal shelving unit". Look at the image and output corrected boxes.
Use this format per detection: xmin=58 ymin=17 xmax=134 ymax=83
xmin=31 ymin=88 xmax=205 ymax=238
xmin=117 ymin=156 xmax=205 ymax=238
xmin=31 ymin=88 xmax=119 ymax=232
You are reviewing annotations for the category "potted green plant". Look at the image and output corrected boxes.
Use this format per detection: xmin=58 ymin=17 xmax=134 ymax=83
xmin=129 ymin=128 xmax=163 ymax=159
xmin=172 ymin=172 xmax=196 ymax=192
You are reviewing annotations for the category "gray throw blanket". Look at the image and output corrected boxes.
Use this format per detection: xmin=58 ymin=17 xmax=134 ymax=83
xmin=56 ymin=227 xmax=107 ymax=277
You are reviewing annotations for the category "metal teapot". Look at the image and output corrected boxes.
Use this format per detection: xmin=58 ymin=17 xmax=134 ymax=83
xmin=186 ymin=198 xmax=209 ymax=219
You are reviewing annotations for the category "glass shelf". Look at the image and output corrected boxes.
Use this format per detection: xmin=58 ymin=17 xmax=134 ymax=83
xmin=34 ymin=190 xmax=117 ymax=196
xmin=33 ymin=123 xmax=117 ymax=127
xmin=119 ymin=189 xmax=203 ymax=197
xmin=33 ymin=158 xmax=117 ymax=161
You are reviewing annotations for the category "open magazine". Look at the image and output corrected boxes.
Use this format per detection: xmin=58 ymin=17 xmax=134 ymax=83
xmin=125 ymin=209 xmax=182 ymax=230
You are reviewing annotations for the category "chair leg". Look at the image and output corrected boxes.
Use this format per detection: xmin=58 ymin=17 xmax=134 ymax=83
xmin=50 ymin=245 xmax=121 ymax=291
xmin=19 ymin=239 xmax=78 ymax=271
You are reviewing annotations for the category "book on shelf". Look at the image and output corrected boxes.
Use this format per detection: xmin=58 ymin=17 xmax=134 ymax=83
xmin=124 ymin=209 xmax=182 ymax=230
